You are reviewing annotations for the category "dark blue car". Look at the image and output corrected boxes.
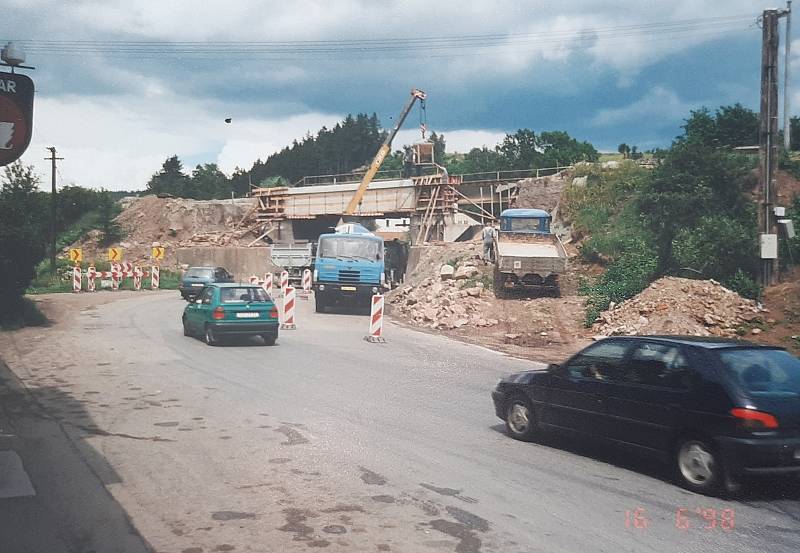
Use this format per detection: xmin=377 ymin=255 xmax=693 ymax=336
xmin=492 ymin=336 xmax=800 ymax=495
xmin=179 ymin=266 xmax=234 ymax=301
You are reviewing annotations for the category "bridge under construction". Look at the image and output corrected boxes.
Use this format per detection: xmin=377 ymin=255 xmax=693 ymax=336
xmin=242 ymin=167 xmax=570 ymax=245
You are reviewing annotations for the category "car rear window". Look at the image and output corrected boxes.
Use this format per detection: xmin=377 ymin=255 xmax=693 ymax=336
xmin=186 ymin=268 xmax=213 ymax=278
xmin=218 ymin=287 xmax=270 ymax=304
xmin=719 ymin=348 xmax=800 ymax=398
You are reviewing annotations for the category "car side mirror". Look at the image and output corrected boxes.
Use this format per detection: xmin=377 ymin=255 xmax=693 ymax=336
xmin=195 ymin=299 xmax=202 ymax=304
xmin=546 ymin=363 xmax=560 ymax=373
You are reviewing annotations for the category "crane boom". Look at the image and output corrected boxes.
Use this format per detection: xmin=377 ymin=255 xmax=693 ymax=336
xmin=343 ymin=88 xmax=426 ymax=216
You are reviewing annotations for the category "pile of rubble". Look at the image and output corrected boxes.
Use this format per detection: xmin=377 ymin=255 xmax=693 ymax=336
xmin=389 ymin=262 xmax=500 ymax=330
xmin=592 ymin=277 xmax=768 ymax=338
xmin=70 ymin=195 xmax=259 ymax=266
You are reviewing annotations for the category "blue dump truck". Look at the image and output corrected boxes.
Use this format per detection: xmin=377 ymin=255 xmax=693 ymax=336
xmin=313 ymin=224 xmax=385 ymax=313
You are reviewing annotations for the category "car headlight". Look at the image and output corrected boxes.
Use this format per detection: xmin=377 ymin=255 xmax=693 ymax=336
xmin=318 ymin=284 xmax=325 ymax=291
xmin=371 ymin=286 xmax=379 ymax=294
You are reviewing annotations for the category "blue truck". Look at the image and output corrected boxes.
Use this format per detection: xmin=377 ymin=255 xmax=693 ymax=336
xmin=313 ymin=224 xmax=386 ymax=313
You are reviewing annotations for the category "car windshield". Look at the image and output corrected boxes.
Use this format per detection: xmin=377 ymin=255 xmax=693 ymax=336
xmin=318 ymin=237 xmax=381 ymax=260
xmin=719 ymin=348 xmax=800 ymax=398
xmin=218 ymin=287 xmax=270 ymax=303
xmin=186 ymin=268 xmax=213 ymax=278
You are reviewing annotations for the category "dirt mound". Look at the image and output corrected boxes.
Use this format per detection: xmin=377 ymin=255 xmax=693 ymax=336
xmin=388 ymin=241 xmax=592 ymax=362
xmin=513 ymin=171 xmax=571 ymax=214
xmin=592 ymin=277 xmax=766 ymax=338
xmin=71 ymin=195 xmax=258 ymax=266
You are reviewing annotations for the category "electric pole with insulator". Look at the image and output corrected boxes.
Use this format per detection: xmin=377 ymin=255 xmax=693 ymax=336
xmin=46 ymin=147 xmax=63 ymax=275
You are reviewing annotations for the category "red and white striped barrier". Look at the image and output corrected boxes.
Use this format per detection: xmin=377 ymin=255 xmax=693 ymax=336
xmin=72 ymin=266 xmax=81 ymax=293
xmin=249 ymin=274 xmax=259 ymax=285
xmin=281 ymin=286 xmax=296 ymax=330
xmin=87 ymin=266 xmax=96 ymax=292
xmin=263 ymin=272 xmax=273 ymax=297
xmin=301 ymin=269 xmax=312 ymax=295
xmin=364 ymin=294 xmax=386 ymax=343
xmin=280 ymin=271 xmax=289 ymax=297
xmin=133 ymin=267 xmax=142 ymax=291
xmin=111 ymin=264 xmax=120 ymax=291
xmin=151 ymin=265 xmax=159 ymax=289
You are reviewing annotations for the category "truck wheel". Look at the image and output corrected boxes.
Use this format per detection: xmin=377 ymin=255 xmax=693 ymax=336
xmin=493 ymin=267 xmax=505 ymax=299
xmin=315 ymin=296 xmax=326 ymax=313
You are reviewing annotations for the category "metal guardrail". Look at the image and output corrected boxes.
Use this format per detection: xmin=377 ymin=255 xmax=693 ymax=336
xmin=292 ymin=165 xmax=573 ymax=187
xmin=293 ymin=169 xmax=403 ymax=187
xmin=458 ymin=165 xmax=573 ymax=183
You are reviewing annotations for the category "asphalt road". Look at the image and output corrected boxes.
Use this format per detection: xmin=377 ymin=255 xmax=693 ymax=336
xmin=1 ymin=291 xmax=799 ymax=553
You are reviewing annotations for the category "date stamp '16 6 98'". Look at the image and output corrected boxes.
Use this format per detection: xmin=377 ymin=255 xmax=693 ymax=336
xmin=625 ymin=507 xmax=736 ymax=531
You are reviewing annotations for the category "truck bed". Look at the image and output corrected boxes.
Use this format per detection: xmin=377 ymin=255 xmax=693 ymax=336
xmin=496 ymin=242 xmax=562 ymax=259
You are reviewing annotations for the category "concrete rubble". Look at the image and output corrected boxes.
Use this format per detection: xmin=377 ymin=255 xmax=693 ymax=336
xmin=592 ymin=276 xmax=767 ymax=338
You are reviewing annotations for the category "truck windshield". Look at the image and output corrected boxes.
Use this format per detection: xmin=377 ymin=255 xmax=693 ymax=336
xmin=505 ymin=218 xmax=548 ymax=233
xmin=319 ymin=237 xmax=381 ymax=260
xmin=719 ymin=348 xmax=800 ymax=398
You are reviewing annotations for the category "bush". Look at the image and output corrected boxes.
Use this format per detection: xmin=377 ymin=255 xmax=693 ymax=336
xmin=724 ymin=269 xmax=762 ymax=300
xmin=580 ymin=240 xmax=659 ymax=326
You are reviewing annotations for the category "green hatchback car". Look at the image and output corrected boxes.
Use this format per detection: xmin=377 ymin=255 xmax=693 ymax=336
xmin=182 ymin=283 xmax=280 ymax=346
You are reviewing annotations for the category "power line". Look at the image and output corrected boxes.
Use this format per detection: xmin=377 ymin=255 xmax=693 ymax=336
xmin=3 ymin=15 xmax=755 ymax=59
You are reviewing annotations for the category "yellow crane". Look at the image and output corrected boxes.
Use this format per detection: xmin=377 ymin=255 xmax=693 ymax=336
xmin=343 ymin=88 xmax=426 ymax=216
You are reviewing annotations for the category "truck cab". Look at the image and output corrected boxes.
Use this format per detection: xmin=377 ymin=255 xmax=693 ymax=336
xmin=313 ymin=224 xmax=385 ymax=313
xmin=493 ymin=208 xmax=567 ymax=298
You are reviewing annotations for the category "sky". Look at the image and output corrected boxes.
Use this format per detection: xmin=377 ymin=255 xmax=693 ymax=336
xmin=3 ymin=0 xmax=796 ymax=190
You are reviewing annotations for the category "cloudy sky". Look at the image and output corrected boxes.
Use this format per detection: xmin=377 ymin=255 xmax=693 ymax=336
xmin=4 ymin=0 xmax=794 ymax=190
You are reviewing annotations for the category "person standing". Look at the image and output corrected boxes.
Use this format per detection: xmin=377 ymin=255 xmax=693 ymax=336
xmin=482 ymin=222 xmax=496 ymax=264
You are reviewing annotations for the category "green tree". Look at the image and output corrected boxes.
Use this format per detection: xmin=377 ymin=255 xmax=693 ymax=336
xmin=498 ymin=128 xmax=540 ymax=169
xmin=189 ymin=163 xmax=229 ymax=199
xmin=617 ymin=143 xmax=630 ymax=158
xmin=538 ymin=130 xmax=599 ymax=167
xmin=0 ymin=162 xmax=47 ymax=324
xmin=681 ymin=103 xmax=759 ymax=148
xmin=429 ymin=132 xmax=446 ymax=164
xmin=637 ymin=141 xmax=754 ymax=274
xmin=97 ymin=189 xmax=122 ymax=245
xmin=146 ymin=155 xmax=189 ymax=196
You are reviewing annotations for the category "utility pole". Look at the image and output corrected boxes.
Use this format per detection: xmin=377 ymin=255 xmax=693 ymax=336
xmin=45 ymin=147 xmax=63 ymax=274
xmin=784 ymin=1 xmax=793 ymax=152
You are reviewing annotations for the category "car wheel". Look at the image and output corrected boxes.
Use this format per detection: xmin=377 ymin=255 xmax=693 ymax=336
xmin=182 ymin=317 xmax=191 ymax=337
xmin=675 ymin=437 xmax=723 ymax=495
xmin=204 ymin=325 xmax=219 ymax=346
xmin=505 ymin=396 xmax=537 ymax=441
xmin=261 ymin=334 xmax=277 ymax=346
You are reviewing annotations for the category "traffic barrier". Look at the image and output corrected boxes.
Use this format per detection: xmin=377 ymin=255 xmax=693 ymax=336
xmin=151 ymin=265 xmax=159 ymax=290
xmin=111 ymin=264 xmax=120 ymax=291
xmin=280 ymin=271 xmax=289 ymax=297
xmin=72 ymin=266 xmax=81 ymax=293
xmin=133 ymin=267 xmax=142 ymax=291
xmin=281 ymin=286 xmax=296 ymax=330
xmin=249 ymin=274 xmax=259 ymax=285
xmin=263 ymin=272 xmax=273 ymax=297
xmin=364 ymin=294 xmax=386 ymax=343
xmin=87 ymin=266 xmax=96 ymax=292
xmin=301 ymin=268 xmax=312 ymax=298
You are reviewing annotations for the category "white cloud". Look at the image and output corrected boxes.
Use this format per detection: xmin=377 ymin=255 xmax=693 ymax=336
xmin=591 ymin=86 xmax=698 ymax=127
xmin=19 ymin=94 xmax=340 ymax=190
xmin=395 ymin=128 xmax=506 ymax=153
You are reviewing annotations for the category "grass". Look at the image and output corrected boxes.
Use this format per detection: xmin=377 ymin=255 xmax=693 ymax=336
xmin=27 ymin=267 xmax=182 ymax=294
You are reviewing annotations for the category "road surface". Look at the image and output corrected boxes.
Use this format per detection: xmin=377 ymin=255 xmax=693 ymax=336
xmin=0 ymin=291 xmax=798 ymax=553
